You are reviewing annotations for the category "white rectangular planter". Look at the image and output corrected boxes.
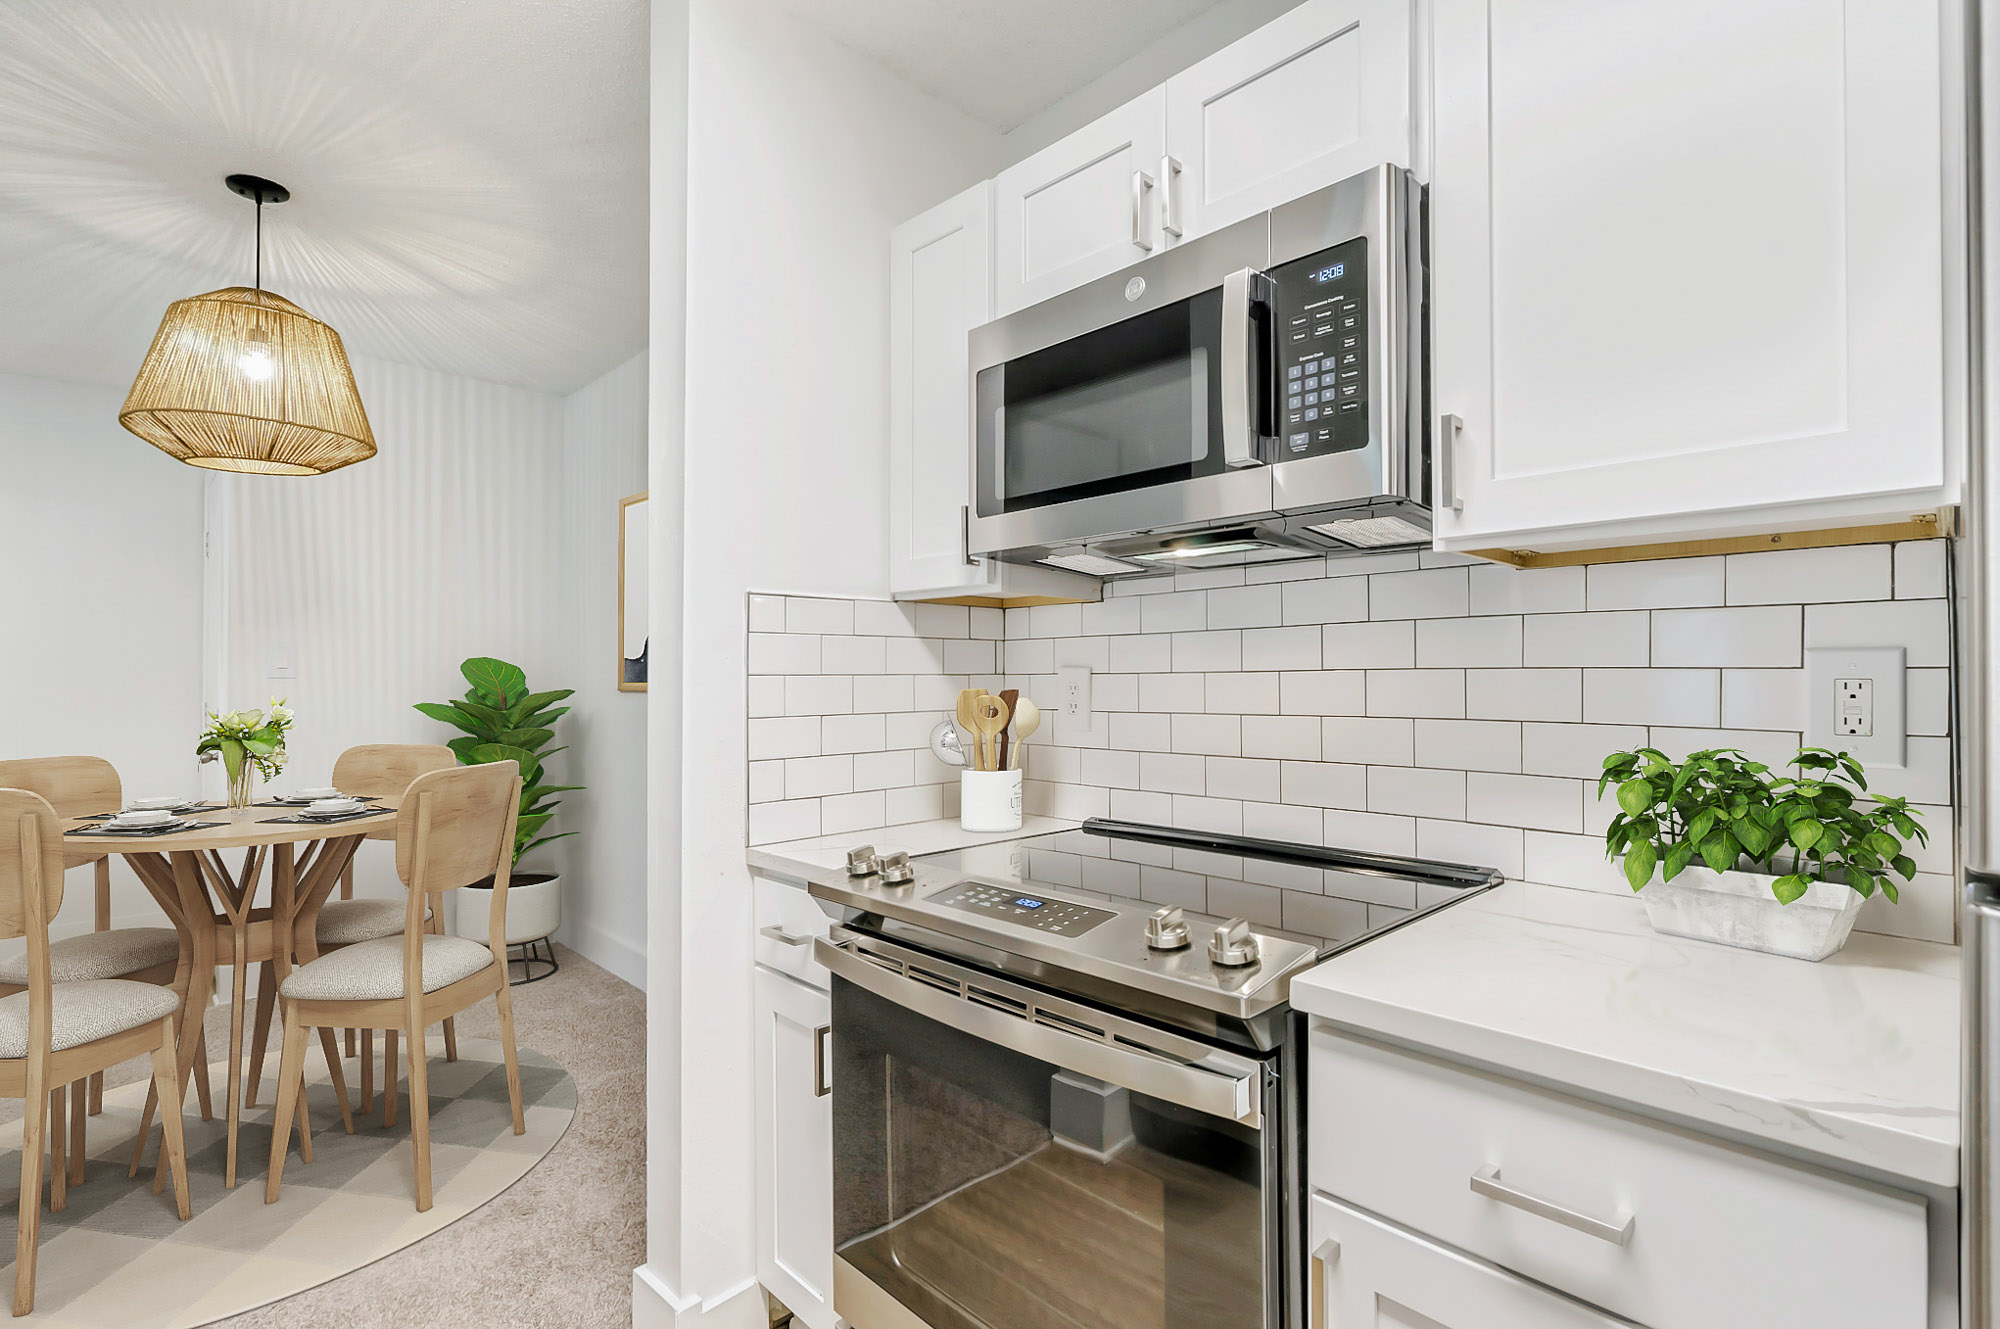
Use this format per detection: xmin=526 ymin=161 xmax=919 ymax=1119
xmin=1634 ymin=865 xmax=1865 ymax=962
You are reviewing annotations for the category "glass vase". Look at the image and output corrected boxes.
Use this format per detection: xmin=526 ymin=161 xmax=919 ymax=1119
xmin=227 ymin=763 xmax=258 ymax=811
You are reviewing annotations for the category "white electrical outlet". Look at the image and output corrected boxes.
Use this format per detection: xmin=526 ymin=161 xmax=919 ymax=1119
xmin=1805 ymin=646 xmax=1904 ymax=767
xmin=1056 ymin=664 xmax=1093 ymax=742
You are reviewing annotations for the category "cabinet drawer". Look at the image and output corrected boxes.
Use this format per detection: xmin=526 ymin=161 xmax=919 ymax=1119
xmin=754 ymin=874 xmax=832 ymax=988
xmin=1309 ymin=1028 xmax=1928 ymax=1329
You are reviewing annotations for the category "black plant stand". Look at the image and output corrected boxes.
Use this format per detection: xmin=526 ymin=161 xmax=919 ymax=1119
xmin=508 ymin=937 xmax=559 ymax=985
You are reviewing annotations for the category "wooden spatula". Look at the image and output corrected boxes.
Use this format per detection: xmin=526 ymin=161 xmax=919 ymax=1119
xmin=1009 ymin=697 xmax=1041 ymax=770
xmin=971 ymin=694 xmax=1008 ymax=773
xmin=996 ymin=689 xmax=1020 ymax=771
xmin=956 ymin=689 xmax=979 ymax=766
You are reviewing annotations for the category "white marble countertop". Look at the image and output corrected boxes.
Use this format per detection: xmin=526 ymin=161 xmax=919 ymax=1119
xmin=1293 ymin=881 xmax=1962 ymax=1188
xmin=748 ymin=816 xmax=1081 ymax=884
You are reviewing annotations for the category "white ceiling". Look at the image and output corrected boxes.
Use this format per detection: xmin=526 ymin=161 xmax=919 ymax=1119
xmin=0 ymin=0 xmax=648 ymax=397
xmin=767 ymin=0 xmax=1219 ymax=132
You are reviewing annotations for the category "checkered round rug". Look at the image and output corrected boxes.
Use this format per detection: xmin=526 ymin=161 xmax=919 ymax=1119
xmin=0 ymin=1037 xmax=575 ymax=1327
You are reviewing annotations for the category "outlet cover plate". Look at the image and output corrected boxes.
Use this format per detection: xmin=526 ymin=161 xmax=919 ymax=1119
xmin=1805 ymin=645 xmax=1905 ymax=768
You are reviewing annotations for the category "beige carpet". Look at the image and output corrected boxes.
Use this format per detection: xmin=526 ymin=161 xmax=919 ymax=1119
xmin=3 ymin=944 xmax=645 ymax=1329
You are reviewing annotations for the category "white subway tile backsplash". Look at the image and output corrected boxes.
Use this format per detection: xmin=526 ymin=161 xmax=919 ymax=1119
xmin=853 ymin=599 xmax=918 ymax=637
xmin=1418 ymin=819 xmax=1525 ymax=878
xmin=821 ymin=713 xmax=888 ymax=755
xmin=1028 ymin=603 xmax=1085 ymax=637
xmin=1650 ymin=607 xmax=1801 ymax=668
xmin=1896 ymin=540 xmax=1947 ymax=600
xmin=1583 ymin=669 xmax=1719 ymax=726
xmin=1053 ymin=635 xmax=1111 ymax=672
xmin=1206 ymin=672 xmax=1280 ymax=714
xmin=1648 ymin=727 xmax=1802 ymax=775
xmin=852 ymin=674 xmax=915 ymax=714
xmin=1171 ymin=795 xmax=1243 ymax=835
xmin=970 ymin=607 xmax=1005 ymax=639
xmin=914 ymin=603 xmax=970 ymax=638
xmin=1321 ymin=808 xmax=1417 ymax=856
xmin=748 ymin=760 xmax=784 ymax=804
xmin=749 ymin=799 xmax=819 ymax=845
xmin=1140 ymin=752 xmax=1207 ymax=795
xmin=1909 ymin=668 xmax=1950 ymax=736
xmin=1242 ymin=625 xmax=1323 ymax=671
xmin=1175 ymin=566 xmax=1247 ymax=591
xmin=748 ymin=716 xmax=820 ymax=761
xmin=748 ymin=594 xmax=786 ymax=633
xmin=1371 ymin=567 xmax=1469 ymax=619
xmin=1586 ymin=557 xmax=1724 ymax=610
xmin=1367 ymin=766 xmax=1465 ymax=820
xmin=1366 ymin=670 xmax=1465 ymax=719
xmin=1243 ymin=800 xmax=1324 ymax=844
xmin=1805 ymin=598 xmax=1951 ymax=667
xmin=1173 ymin=630 xmax=1241 ymax=673
xmin=1325 ymin=717 xmax=1414 ymax=766
xmin=1094 ymin=673 xmax=1140 ymax=712
xmin=784 ymin=754 xmax=853 ymax=799
xmin=886 ymin=783 xmax=949 ymax=825
xmin=1004 ymin=638 xmax=1056 ymax=676
xmin=1172 ymin=713 xmax=1242 ymax=756
xmin=884 ymin=636 xmax=947 ymax=673
xmin=1726 ymin=544 xmax=1893 ymax=606
xmin=1521 ymin=723 xmax=1647 ymax=780
xmin=911 ymin=675 xmax=965 ymax=710
xmin=1720 ymin=669 xmax=1808 ymax=732
xmin=1208 ymin=584 xmax=1284 ymax=629
xmin=1324 ymin=551 xmax=1421 ymax=578
xmin=822 ymin=634 xmax=887 ymax=674
xmin=1414 ymin=719 xmax=1521 ymax=773
xmin=1206 ymin=757 xmax=1282 ymax=802
xmin=1282 ymin=576 xmax=1370 ymax=625
xmin=1416 ymin=616 xmax=1523 ymax=668
xmin=1247 ymin=556 xmax=1338 ymax=584
xmin=1139 ymin=673 xmax=1207 ymax=713
xmin=1466 ymin=773 xmax=1581 ymax=832
xmin=747 ymin=675 xmax=785 ymax=719
xmin=1141 ymin=591 xmax=1209 ymax=634
xmin=748 ymin=633 xmax=819 ymax=676
xmin=1468 ymin=563 xmax=1585 ymax=615
xmin=820 ymin=791 xmax=887 ymax=835
xmin=1280 ymin=670 xmax=1366 ymax=716
xmin=1110 ymin=712 xmax=1174 ymax=752
xmin=1466 ymin=669 xmax=1582 ymax=722
xmin=1282 ymin=761 xmax=1368 ymax=810
xmin=943 ymin=639 xmax=997 ymax=673
xmin=1110 ymin=633 xmax=1175 ymax=673
xmin=1081 ymin=595 xmax=1144 ymax=635
xmin=1522 ymin=830 xmax=1629 ymax=894
xmin=786 ymin=597 xmax=853 ymax=636
xmin=1081 ymin=748 xmax=1140 ymax=789
xmin=852 ymin=749 xmax=916 ymax=792
xmin=786 ymin=675 xmax=853 ymax=716
xmin=1523 ymin=611 xmax=1649 ymax=667
xmin=1242 ymin=715 xmax=1323 ymax=760
xmin=1324 ymin=620 xmax=1415 ymax=670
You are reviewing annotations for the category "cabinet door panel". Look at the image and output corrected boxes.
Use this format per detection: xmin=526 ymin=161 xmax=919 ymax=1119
xmin=754 ymin=966 xmax=836 ymax=1328
xmin=1432 ymin=0 xmax=1946 ymax=546
xmin=1311 ymin=1195 xmax=1625 ymax=1328
xmin=1166 ymin=0 xmax=1411 ymax=240
xmin=993 ymin=90 xmax=1166 ymax=316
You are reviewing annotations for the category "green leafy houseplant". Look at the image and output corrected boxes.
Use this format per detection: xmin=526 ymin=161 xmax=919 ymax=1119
xmin=1599 ymin=746 xmax=1927 ymax=906
xmin=415 ymin=657 xmax=580 ymax=865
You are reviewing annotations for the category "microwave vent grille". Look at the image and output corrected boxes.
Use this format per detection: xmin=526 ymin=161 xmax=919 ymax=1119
xmin=1039 ymin=551 xmax=1147 ymax=576
xmin=1307 ymin=515 xmax=1432 ymax=549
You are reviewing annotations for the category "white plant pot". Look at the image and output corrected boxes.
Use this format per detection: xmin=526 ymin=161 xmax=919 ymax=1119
xmin=1632 ymin=864 xmax=1865 ymax=962
xmin=960 ymin=769 xmax=1023 ymax=833
xmin=455 ymin=871 xmax=561 ymax=947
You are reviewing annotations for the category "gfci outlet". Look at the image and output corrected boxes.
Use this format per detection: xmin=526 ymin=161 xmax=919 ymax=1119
xmin=1805 ymin=646 xmax=1905 ymax=768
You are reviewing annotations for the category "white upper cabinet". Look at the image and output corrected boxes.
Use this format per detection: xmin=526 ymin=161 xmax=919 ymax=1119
xmin=992 ymin=90 xmax=1167 ymax=318
xmin=1431 ymin=0 xmax=1950 ymax=549
xmin=1164 ymin=0 xmax=1413 ymax=241
xmin=888 ymin=183 xmax=1096 ymax=601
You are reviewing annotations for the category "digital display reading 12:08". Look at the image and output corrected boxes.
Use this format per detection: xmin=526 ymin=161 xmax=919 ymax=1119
xmin=1309 ymin=263 xmax=1346 ymax=284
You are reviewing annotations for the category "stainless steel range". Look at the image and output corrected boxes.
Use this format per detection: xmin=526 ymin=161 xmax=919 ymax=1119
xmin=807 ymin=818 xmax=1501 ymax=1329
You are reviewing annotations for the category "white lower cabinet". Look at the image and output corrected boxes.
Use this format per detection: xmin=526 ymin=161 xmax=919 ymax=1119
xmin=753 ymin=961 xmax=837 ymax=1329
xmin=1311 ymin=1195 xmax=1626 ymax=1328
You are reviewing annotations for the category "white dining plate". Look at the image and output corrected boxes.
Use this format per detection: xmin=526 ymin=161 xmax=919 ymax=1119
xmin=127 ymin=796 xmax=188 ymax=812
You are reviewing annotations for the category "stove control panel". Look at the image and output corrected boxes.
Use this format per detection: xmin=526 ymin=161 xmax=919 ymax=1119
xmin=932 ymin=881 xmax=1114 ymax=938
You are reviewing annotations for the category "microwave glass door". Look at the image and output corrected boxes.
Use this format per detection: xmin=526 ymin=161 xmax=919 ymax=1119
xmin=975 ymin=289 xmax=1238 ymax=518
xmin=831 ymin=976 xmax=1273 ymax=1329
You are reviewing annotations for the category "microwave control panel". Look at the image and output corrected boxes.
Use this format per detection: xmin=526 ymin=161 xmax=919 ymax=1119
xmin=1270 ymin=236 xmax=1369 ymax=460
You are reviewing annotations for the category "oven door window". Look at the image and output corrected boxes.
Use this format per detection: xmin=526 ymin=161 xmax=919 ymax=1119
xmin=975 ymin=289 xmax=1235 ymax=517
xmin=831 ymin=977 xmax=1271 ymax=1329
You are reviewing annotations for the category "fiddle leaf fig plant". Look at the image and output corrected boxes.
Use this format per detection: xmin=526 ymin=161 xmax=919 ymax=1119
xmin=415 ymin=656 xmax=581 ymax=865
xmin=1599 ymin=746 xmax=1926 ymax=906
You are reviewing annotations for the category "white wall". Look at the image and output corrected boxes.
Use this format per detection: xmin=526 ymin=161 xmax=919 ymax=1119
xmin=556 ymin=350 xmax=649 ymax=988
xmin=0 ymin=369 xmax=207 ymax=935
xmin=640 ymin=0 xmax=1008 ymax=1318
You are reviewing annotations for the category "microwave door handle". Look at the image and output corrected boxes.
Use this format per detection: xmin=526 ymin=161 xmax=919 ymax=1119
xmin=1221 ymin=268 xmax=1269 ymax=468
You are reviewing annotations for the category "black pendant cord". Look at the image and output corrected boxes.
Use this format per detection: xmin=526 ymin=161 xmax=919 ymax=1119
xmin=253 ymin=198 xmax=261 ymax=292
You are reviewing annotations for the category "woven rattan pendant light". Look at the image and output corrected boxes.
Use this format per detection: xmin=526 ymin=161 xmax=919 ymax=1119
xmin=120 ymin=174 xmax=375 ymax=475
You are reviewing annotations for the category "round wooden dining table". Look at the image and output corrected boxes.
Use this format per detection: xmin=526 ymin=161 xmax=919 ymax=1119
xmin=59 ymin=801 xmax=397 ymax=1186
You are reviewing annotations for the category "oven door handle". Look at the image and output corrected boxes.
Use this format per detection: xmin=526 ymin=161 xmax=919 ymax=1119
xmin=815 ymin=934 xmax=1263 ymax=1127
xmin=1221 ymin=267 xmax=1273 ymax=469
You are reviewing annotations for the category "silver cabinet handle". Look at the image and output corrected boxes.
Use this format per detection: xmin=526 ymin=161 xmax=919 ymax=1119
xmin=813 ymin=1024 xmax=831 ymax=1097
xmin=759 ymin=924 xmax=811 ymax=948
xmin=1309 ymin=1238 xmax=1338 ymax=1324
xmin=1160 ymin=154 xmax=1183 ymax=239
xmin=1131 ymin=169 xmax=1156 ymax=252
xmin=1470 ymin=1165 xmax=1633 ymax=1246
xmin=1438 ymin=413 xmax=1466 ymax=512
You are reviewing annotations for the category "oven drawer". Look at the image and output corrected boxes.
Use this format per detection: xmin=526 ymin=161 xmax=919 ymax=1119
xmin=1308 ymin=1027 xmax=1929 ymax=1329
xmin=754 ymin=874 xmax=833 ymax=988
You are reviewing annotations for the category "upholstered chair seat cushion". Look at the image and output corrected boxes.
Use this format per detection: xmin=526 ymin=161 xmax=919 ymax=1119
xmin=0 ymin=928 xmax=180 ymax=986
xmin=280 ymin=935 xmax=494 ymax=1002
xmin=315 ymin=900 xmax=430 ymax=945
xmin=0 ymin=980 xmax=181 ymax=1058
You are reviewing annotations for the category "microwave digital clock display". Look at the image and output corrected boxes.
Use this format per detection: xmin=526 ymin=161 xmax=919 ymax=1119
xmin=1308 ymin=262 xmax=1346 ymax=283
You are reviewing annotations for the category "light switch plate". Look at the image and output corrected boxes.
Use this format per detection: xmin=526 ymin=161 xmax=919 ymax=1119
xmin=1805 ymin=645 xmax=1904 ymax=768
xmin=1055 ymin=665 xmax=1093 ymax=743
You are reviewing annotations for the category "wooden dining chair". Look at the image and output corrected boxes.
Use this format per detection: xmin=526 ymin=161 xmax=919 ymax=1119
xmin=266 ymin=762 xmax=524 ymax=1213
xmin=0 ymin=789 xmax=190 ymax=1316
xmin=243 ymin=742 xmax=455 ymax=1115
xmin=0 ymin=757 xmax=204 ymax=1179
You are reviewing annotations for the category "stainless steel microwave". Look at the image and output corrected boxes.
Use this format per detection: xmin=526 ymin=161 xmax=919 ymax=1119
xmin=967 ymin=164 xmax=1428 ymax=576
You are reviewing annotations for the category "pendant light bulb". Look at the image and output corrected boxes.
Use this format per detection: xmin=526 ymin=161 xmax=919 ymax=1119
xmin=238 ymin=326 xmax=275 ymax=381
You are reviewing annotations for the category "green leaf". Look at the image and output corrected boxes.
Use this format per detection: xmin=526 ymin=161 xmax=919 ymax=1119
xmin=219 ymin=738 xmax=244 ymax=783
xmin=1699 ymin=831 xmax=1738 ymax=875
xmin=1687 ymin=809 xmax=1717 ymax=844
xmin=1663 ymin=841 xmax=1696 ymax=881
xmin=1847 ymin=869 xmax=1876 ymax=899
xmin=1623 ymin=840 xmax=1657 ymax=891
xmin=1734 ymin=819 xmax=1770 ymax=857
xmin=446 ymin=736 xmax=483 ymax=764
xmin=468 ymin=743 xmax=541 ymax=784
xmin=452 ymin=700 xmax=513 ymax=733
xmin=241 ymin=736 xmax=277 ymax=757
xmin=1788 ymin=818 xmax=1825 ymax=853
xmin=413 ymin=702 xmax=487 ymax=738
xmin=1892 ymin=854 xmax=1916 ymax=880
xmin=516 ymin=831 xmax=578 ymax=861
xmin=461 ymin=657 xmax=528 ymax=705
xmin=1771 ymin=874 xmax=1810 ymax=905
xmin=1616 ymin=779 xmax=1655 ymax=816
xmin=493 ymin=728 xmax=555 ymax=752
xmin=514 ymin=811 xmax=554 ymax=839
xmin=1881 ymin=878 xmax=1901 ymax=905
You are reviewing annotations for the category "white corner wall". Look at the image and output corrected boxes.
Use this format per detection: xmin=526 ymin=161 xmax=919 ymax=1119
xmin=0 ymin=370 xmax=207 ymax=937
xmin=640 ymin=0 xmax=1009 ymax=1319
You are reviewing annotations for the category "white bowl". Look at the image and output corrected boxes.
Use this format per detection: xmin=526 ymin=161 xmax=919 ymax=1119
xmin=297 ymin=787 xmax=341 ymax=800
xmin=111 ymin=809 xmax=173 ymax=827
xmin=128 ymin=796 xmax=185 ymax=812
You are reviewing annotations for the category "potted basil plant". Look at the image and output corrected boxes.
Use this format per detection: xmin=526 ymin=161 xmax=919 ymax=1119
xmin=1599 ymin=746 xmax=1926 ymax=962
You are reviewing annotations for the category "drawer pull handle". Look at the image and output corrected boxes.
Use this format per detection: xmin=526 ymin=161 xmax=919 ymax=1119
xmin=1470 ymin=1165 xmax=1634 ymax=1246
xmin=813 ymin=1024 xmax=832 ymax=1098
xmin=760 ymin=925 xmax=811 ymax=947
xmin=1309 ymin=1237 xmax=1338 ymax=1323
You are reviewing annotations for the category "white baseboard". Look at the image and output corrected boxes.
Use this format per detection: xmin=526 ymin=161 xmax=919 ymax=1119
xmin=632 ymin=1266 xmax=764 ymax=1329
xmin=563 ymin=919 xmax=647 ymax=991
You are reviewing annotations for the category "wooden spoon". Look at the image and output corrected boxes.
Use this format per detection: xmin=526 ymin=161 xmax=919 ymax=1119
xmin=1009 ymin=697 xmax=1042 ymax=770
xmin=955 ymin=689 xmax=979 ymax=766
xmin=971 ymin=694 xmax=1009 ymax=774
xmin=996 ymin=689 xmax=1020 ymax=771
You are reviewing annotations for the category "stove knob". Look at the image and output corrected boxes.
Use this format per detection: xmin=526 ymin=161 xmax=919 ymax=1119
xmin=879 ymin=851 xmax=915 ymax=885
xmin=1208 ymin=917 xmax=1262 ymax=968
xmin=1145 ymin=906 xmax=1191 ymax=951
xmin=846 ymin=845 xmax=881 ymax=877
